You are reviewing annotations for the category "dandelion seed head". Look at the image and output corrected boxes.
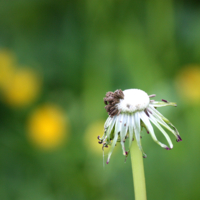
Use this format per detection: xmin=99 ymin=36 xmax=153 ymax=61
xmin=117 ymin=89 xmax=150 ymax=113
xmin=99 ymin=88 xmax=181 ymax=164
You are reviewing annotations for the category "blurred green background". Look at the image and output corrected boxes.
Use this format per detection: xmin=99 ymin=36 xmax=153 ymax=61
xmin=0 ymin=0 xmax=200 ymax=199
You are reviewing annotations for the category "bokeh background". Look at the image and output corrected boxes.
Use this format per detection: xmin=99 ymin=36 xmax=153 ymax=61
xmin=0 ymin=0 xmax=200 ymax=199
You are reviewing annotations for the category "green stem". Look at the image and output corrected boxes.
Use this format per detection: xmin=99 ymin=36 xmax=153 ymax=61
xmin=130 ymin=141 xmax=147 ymax=200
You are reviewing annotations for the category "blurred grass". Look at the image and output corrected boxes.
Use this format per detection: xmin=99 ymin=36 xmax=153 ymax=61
xmin=0 ymin=0 xmax=200 ymax=200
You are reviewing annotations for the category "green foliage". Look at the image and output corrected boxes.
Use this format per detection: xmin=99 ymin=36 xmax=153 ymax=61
xmin=0 ymin=0 xmax=200 ymax=199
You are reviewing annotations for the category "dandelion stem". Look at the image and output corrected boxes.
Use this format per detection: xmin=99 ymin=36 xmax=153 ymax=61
xmin=130 ymin=141 xmax=147 ymax=200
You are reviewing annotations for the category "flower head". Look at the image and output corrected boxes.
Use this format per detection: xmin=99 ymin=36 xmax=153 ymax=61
xmin=3 ymin=68 xmax=41 ymax=107
xmin=98 ymin=89 xmax=181 ymax=164
xmin=85 ymin=120 xmax=109 ymax=155
xmin=27 ymin=104 xmax=69 ymax=150
xmin=175 ymin=65 xmax=200 ymax=104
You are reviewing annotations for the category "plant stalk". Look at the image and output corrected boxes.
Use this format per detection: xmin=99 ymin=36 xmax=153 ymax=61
xmin=130 ymin=141 xmax=147 ymax=200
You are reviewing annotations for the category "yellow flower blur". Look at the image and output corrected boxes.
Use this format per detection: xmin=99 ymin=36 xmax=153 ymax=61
xmin=84 ymin=120 xmax=109 ymax=155
xmin=0 ymin=50 xmax=16 ymax=90
xmin=3 ymin=68 xmax=41 ymax=107
xmin=175 ymin=65 xmax=200 ymax=104
xmin=27 ymin=104 xmax=68 ymax=150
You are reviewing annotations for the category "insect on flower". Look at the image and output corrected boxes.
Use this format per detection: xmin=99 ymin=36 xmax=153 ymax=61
xmin=98 ymin=89 xmax=182 ymax=164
